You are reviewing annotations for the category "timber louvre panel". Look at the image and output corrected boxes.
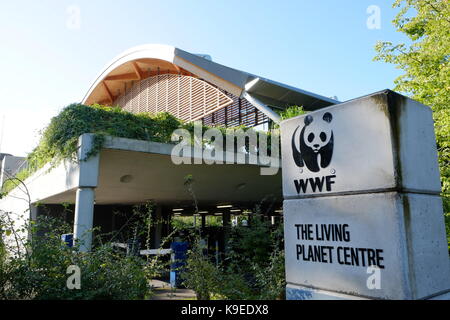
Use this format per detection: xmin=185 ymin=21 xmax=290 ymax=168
xmin=167 ymin=75 xmax=178 ymax=117
xmin=202 ymin=91 xmax=269 ymax=128
xmin=114 ymin=74 xmax=233 ymax=122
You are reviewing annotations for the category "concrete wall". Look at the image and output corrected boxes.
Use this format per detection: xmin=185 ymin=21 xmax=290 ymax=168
xmin=281 ymin=90 xmax=450 ymax=300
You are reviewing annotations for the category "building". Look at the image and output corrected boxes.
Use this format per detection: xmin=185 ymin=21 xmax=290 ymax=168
xmin=0 ymin=44 xmax=337 ymax=253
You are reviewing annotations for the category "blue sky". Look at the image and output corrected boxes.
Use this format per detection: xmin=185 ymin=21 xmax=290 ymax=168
xmin=0 ymin=0 xmax=408 ymax=156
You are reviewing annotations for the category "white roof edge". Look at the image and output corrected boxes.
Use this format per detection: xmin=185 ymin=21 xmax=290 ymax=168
xmin=81 ymin=43 xmax=338 ymax=111
xmin=82 ymin=44 xmax=177 ymax=103
xmin=254 ymin=77 xmax=340 ymax=105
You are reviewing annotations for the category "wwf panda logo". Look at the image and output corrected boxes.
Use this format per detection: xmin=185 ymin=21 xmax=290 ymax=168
xmin=291 ymin=112 xmax=334 ymax=173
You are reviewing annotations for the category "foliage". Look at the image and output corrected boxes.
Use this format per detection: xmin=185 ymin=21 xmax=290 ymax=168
xmin=374 ymin=0 xmax=450 ymax=196
xmin=0 ymin=212 xmax=151 ymax=300
xmin=111 ymin=202 xmax=155 ymax=249
xmin=374 ymin=0 xmax=450 ymax=112
xmin=277 ymin=105 xmax=306 ymax=121
xmin=170 ymin=214 xmax=223 ymax=231
xmin=220 ymin=216 xmax=285 ymax=299
xmin=434 ymin=109 xmax=450 ymax=197
xmin=436 ymin=109 xmax=450 ymax=253
xmin=3 ymin=103 xmax=280 ymax=194
xmin=179 ymin=174 xmax=285 ymax=300
xmin=374 ymin=0 xmax=450 ymax=247
xmin=252 ymin=248 xmax=286 ymax=300
xmin=181 ymin=238 xmax=221 ymax=300
xmin=181 ymin=215 xmax=285 ymax=300
xmin=26 ymin=104 xmax=186 ymax=172
xmin=226 ymin=216 xmax=277 ymax=266
xmin=1 ymin=169 xmax=33 ymax=200
xmin=445 ymin=211 xmax=450 ymax=251
xmin=171 ymin=216 xmax=196 ymax=231
xmin=434 ymin=108 xmax=449 ymax=250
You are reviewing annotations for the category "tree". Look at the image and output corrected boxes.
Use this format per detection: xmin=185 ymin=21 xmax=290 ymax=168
xmin=374 ymin=0 xmax=450 ymax=214
xmin=374 ymin=0 xmax=449 ymax=111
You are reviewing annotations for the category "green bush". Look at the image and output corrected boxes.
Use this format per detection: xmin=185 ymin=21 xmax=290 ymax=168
xmin=181 ymin=238 xmax=221 ymax=300
xmin=435 ymin=109 xmax=450 ymax=197
xmin=277 ymin=105 xmax=306 ymax=121
xmin=0 ymin=213 xmax=150 ymax=300
xmin=252 ymin=248 xmax=286 ymax=300
xmin=220 ymin=216 xmax=285 ymax=299
xmin=181 ymin=215 xmax=285 ymax=300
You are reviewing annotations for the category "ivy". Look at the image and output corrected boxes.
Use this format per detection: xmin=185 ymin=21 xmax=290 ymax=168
xmin=3 ymin=103 xmax=281 ymax=194
xmin=26 ymin=104 xmax=190 ymax=171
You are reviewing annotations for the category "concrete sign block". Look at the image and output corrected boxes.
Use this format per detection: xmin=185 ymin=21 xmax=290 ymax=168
xmin=281 ymin=90 xmax=449 ymax=300
xmin=281 ymin=90 xmax=441 ymax=199
xmin=284 ymin=192 xmax=450 ymax=300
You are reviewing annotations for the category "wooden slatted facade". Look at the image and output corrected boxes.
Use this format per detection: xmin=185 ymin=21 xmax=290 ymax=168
xmin=113 ymin=74 xmax=233 ymax=122
xmin=201 ymin=91 xmax=270 ymax=128
xmin=112 ymin=73 xmax=270 ymax=128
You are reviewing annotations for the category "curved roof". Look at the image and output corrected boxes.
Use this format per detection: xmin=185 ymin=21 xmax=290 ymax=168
xmin=82 ymin=44 xmax=338 ymax=117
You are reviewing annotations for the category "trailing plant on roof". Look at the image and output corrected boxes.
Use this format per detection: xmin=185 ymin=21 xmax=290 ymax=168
xmin=3 ymin=103 xmax=280 ymax=195
xmin=2 ymin=104 xmax=204 ymax=192
xmin=26 ymin=104 xmax=186 ymax=172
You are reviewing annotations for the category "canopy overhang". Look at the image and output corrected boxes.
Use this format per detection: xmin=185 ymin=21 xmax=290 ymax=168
xmin=5 ymin=136 xmax=282 ymax=207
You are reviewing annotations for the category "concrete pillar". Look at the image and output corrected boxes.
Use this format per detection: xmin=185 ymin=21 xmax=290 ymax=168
xmin=222 ymin=210 xmax=231 ymax=253
xmin=163 ymin=208 xmax=172 ymax=239
xmin=153 ymin=206 xmax=162 ymax=248
xmin=201 ymin=212 xmax=206 ymax=229
xmin=222 ymin=210 xmax=230 ymax=229
xmin=27 ymin=205 xmax=39 ymax=242
xmin=74 ymin=187 xmax=95 ymax=252
xmin=72 ymin=133 xmax=100 ymax=252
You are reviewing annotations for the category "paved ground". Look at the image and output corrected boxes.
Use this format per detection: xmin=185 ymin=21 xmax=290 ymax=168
xmin=149 ymin=279 xmax=196 ymax=300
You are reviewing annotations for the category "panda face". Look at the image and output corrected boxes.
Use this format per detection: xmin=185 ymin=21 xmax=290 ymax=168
xmin=291 ymin=111 xmax=334 ymax=172
xmin=303 ymin=112 xmax=333 ymax=153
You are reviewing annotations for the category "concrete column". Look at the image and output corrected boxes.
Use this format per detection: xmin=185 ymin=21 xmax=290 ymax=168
xmin=222 ymin=210 xmax=230 ymax=229
xmin=201 ymin=212 xmax=206 ymax=229
xmin=222 ymin=210 xmax=231 ymax=253
xmin=74 ymin=187 xmax=95 ymax=252
xmin=72 ymin=133 xmax=100 ymax=252
xmin=164 ymin=208 xmax=172 ymax=238
xmin=153 ymin=206 xmax=162 ymax=248
xmin=27 ymin=205 xmax=39 ymax=242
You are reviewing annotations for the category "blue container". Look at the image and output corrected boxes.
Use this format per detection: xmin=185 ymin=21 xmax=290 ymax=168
xmin=61 ymin=233 xmax=73 ymax=248
xmin=170 ymin=241 xmax=189 ymax=288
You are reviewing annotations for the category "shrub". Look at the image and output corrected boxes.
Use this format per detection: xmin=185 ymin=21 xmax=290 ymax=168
xmin=181 ymin=215 xmax=285 ymax=300
xmin=278 ymin=105 xmax=306 ymax=121
xmin=0 ymin=213 xmax=150 ymax=300
xmin=181 ymin=238 xmax=221 ymax=300
xmin=220 ymin=216 xmax=285 ymax=299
